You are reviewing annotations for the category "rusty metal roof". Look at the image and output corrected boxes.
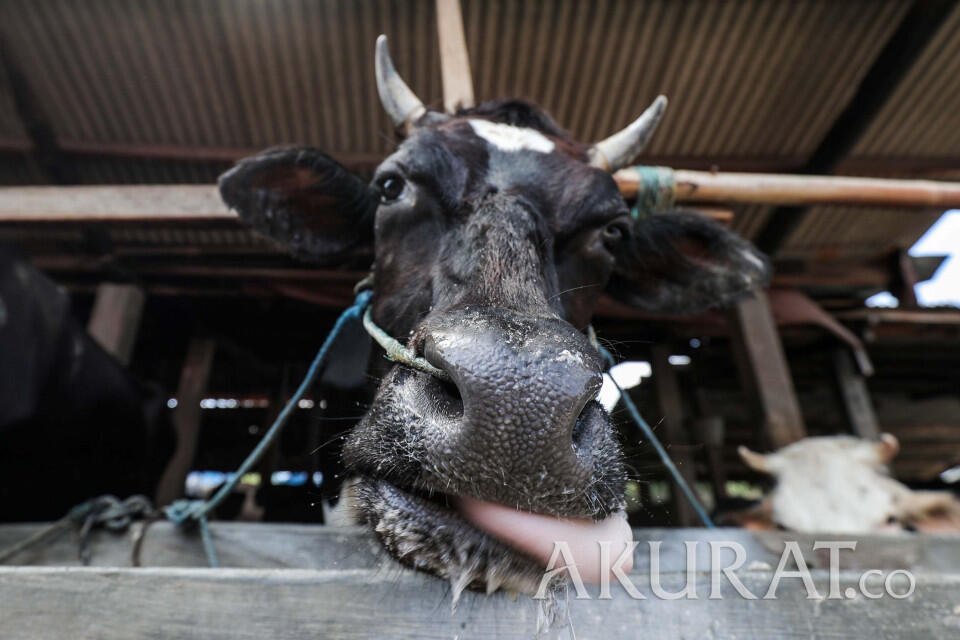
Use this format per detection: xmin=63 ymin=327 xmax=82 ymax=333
xmin=0 ymin=0 xmax=956 ymax=263
xmin=852 ymin=2 xmax=960 ymax=159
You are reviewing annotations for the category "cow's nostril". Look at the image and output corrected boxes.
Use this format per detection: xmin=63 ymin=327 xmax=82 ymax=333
xmin=571 ymin=400 xmax=598 ymax=452
xmin=424 ymin=373 xmax=464 ymax=419
xmin=421 ymin=334 xmax=464 ymax=418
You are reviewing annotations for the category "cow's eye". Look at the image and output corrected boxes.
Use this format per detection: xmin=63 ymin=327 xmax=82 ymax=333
xmin=378 ymin=176 xmax=406 ymax=202
xmin=602 ymin=220 xmax=628 ymax=247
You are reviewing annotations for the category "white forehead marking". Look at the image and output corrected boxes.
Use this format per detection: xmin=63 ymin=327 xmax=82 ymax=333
xmin=467 ymin=119 xmax=556 ymax=154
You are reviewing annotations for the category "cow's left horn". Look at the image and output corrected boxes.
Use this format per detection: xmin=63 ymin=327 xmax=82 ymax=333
xmin=375 ymin=35 xmax=426 ymax=135
xmin=588 ymin=95 xmax=668 ymax=172
xmin=738 ymin=446 xmax=775 ymax=475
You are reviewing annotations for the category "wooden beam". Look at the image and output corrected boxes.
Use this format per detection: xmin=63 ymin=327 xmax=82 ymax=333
xmin=892 ymin=248 xmax=919 ymax=307
xmin=0 ymin=36 xmax=75 ymax=184
xmin=86 ymin=283 xmax=145 ymax=365
xmin=155 ymin=336 xmax=216 ymax=506
xmin=832 ymin=348 xmax=881 ymax=441
xmin=650 ymin=345 xmax=698 ymax=526
xmin=0 ymin=185 xmax=234 ymax=223
xmin=834 ymin=309 xmax=960 ymax=325
xmin=726 ymin=291 xmax=806 ymax=448
xmin=435 ymin=0 xmax=474 ymax=112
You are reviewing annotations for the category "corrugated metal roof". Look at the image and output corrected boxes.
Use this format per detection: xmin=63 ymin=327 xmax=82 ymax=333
xmin=780 ymin=205 xmax=943 ymax=261
xmin=728 ymin=204 xmax=772 ymax=241
xmin=463 ymin=0 xmax=909 ymax=158
xmin=0 ymin=0 xmax=914 ymax=162
xmin=852 ymin=2 xmax=960 ymax=159
xmin=0 ymin=0 xmax=441 ymax=155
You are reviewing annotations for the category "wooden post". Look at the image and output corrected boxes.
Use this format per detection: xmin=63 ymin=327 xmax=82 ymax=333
xmin=650 ymin=345 xmax=697 ymax=526
xmin=833 ymin=348 xmax=881 ymax=441
xmin=155 ymin=337 xmax=216 ymax=506
xmin=86 ymin=283 xmax=145 ymax=365
xmin=892 ymin=248 xmax=920 ymax=308
xmin=693 ymin=415 xmax=727 ymax=502
xmin=726 ymin=291 xmax=806 ymax=449
xmin=435 ymin=0 xmax=474 ymax=112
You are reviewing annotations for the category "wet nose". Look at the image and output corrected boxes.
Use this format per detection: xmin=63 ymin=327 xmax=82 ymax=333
xmin=422 ymin=307 xmax=603 ymax=477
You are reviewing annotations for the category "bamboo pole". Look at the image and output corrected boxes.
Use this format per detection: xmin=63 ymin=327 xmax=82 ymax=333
xmin=615 ymin=168 xmax=960 ymax=208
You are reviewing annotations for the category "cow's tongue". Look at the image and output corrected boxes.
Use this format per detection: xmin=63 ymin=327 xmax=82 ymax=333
xmin=455 ymin=495 xmax=634 ymax=584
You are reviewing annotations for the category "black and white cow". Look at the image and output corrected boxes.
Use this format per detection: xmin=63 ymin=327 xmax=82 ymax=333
xmin=219 ymin=36 xmax=769 ymax=595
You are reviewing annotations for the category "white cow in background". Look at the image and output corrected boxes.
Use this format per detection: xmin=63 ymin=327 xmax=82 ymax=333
xmin=739 ymin=434 xmax=960 ymax=533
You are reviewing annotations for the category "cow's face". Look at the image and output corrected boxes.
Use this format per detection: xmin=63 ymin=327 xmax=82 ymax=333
xmin=219 ymin=37 xmax=769 ymax=596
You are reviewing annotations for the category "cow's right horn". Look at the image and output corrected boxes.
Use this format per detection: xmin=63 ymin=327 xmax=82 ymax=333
xmin=588 ymin=95 xmax=668 ymax=172
xmin=375 ymin=35 xmax=426 ymax=135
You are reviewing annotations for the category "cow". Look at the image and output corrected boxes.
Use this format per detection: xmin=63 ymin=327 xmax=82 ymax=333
xmin=218 ymin=36 xmax=769 ymax=597
xmin=738 ymin=434 xmax=960 ymax=533
xmin=0 ymin=244 xmax=173 ymax=522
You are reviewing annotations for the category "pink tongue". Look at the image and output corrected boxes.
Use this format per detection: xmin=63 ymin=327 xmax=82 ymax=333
xmin=455 ymin=496 xmax=634 ymax=584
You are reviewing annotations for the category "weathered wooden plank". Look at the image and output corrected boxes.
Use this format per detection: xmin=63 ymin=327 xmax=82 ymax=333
xmin=726 ymin=291 xmax=806 ymax=448
xmin=86 ymin=283 xmax=146 ymax=365
xmin=1 ymin=565 xmax=958 ymax=640
xmin=4 ymin=524 xmax=958 ymax=575
xmin=0 ymin=523 xmax=381 ymax=570
xmin=0 ymin=185 xmax=234 ymax=222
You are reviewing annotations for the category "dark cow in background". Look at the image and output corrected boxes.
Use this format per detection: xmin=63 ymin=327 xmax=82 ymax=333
xmin=219 ymin=36 xmax=769 ymax=596
xmin=0 ymin=244 xmax=173 ymax=522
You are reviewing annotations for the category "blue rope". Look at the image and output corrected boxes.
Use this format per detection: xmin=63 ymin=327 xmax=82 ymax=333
xmin=589 ymin=333 xmax=715 ymax=528
xmin=164 ymin=289 xmax=374 ymax=566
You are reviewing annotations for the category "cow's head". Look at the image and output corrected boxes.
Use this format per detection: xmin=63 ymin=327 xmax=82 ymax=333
xmin=220 ymin=36 xmax=769 ymax=596
xmin=739 ymin=434 xmax=960 ymax=533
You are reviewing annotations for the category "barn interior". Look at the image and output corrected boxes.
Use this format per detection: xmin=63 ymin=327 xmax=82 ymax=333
xmin=1 ymin=0 xmax=959 ymax=530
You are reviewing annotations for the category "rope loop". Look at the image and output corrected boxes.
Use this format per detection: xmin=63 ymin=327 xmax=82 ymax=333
xmin=362 ymin=308 xmax=451 ymax=381
xmin=630 ymin=165 xmax=676 ymax=219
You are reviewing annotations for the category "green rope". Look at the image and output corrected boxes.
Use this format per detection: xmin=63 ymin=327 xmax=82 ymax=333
xmin=0 ymin=494 xmax=155 ymax=565
xmin=362 ymin=307 xmax=451 ymax=381
xmin=630 ymin=165 xmax=676 ymax=220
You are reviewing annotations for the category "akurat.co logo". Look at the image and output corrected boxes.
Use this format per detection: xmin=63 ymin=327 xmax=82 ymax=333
xmin=534 ymin=540 xmax=915 ymax=601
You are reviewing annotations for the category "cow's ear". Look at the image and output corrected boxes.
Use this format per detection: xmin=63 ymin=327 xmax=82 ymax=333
xmin=606 ymin=211 xmax=770 ymax=314
xmin=218 ymin=147 xmax=378 ymax=264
